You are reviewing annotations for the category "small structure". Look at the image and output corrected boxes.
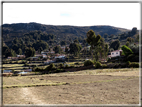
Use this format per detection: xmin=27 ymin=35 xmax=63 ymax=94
xmin=3 ymin=70 xmax=12 ymax=73
xmin=109 ymin=50 xmax=123 ymax=58
xmin=17 ymin=55 xmax=25 ymax=59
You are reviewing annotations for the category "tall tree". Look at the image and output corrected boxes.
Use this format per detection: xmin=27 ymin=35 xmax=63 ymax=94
xmin=86 ymin=30 xmax=101 ymax=60
xmin=17 ymin=48 xmax=22 ymax=55
xmin=25 ymin=47 xmax=35 ymax=58
xmin=53 ymin=45 xmax=62 ymax=54
xmin=69 ymin=43 xmax=82 ymax=56
xmin=109 ymin=39 xmax=120 ymax=50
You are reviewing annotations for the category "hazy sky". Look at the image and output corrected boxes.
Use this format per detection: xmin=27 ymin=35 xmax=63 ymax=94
xmin=3 ymin=3 xmax=140 ymax=30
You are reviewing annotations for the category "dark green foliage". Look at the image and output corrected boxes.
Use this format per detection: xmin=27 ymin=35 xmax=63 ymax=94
xmin=45 ymin=63 xmax=56 ymax=71
xmin=126 ymin=41 xmax=130 ymax=47
xmin=55 ymin=69 xmax=65 ymax=73
xmin=74 ymin=39 xmax=79 ymax=44
xmin=17 ymin=48 xmax=22 ymax=55
xmin=34 ymin=67 xmax=44 ymax=72
xmin=127 ymin=37 xmax=134 ymax=43
xmin=121 ymin=45 xmax=133 ymax=56
xmin=24 ymin=47 xmax=35 ymax=58
xmin=95 ymin=61 xmax=102 ymax=68
xmin=102 ymin=64 xmax=107 ymax=68
xmin=60 ymin=41 xmax=66 ymax=46
xmin=32 ymin=40 xmax=48 ymax=51
xmin=65 ymin=47 xmax=68 ymax=54
xmin=53 ymin=45 xmax=62 ymax=54
xmin=59 ymin=63 xmax=64 ymax=68
xmin=129 ymin=44 xmax=139 ymax=55
xmin=128 ymin=62 xmax=139 ymax=68
xmin=126 ymin=61 xmax=131 ymax=66
xmin=109 ymin=39 xmax=120 ymax=50
xmin=127 ymin=54 xmax=139 ymax=62
xmin=84 ymin=60 xmax=94 ymax=66
xmin=69 ymin=43 xmax=82 ymax=56
xmin=86 ymin=30 xmax=101 ymax=60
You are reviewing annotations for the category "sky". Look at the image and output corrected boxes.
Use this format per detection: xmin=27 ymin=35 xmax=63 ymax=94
xmin=3 ymin=3 xmax=140 ymax=30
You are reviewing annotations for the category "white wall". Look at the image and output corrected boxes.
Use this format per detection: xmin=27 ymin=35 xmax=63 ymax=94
xmin=111 ymin=51 xmax=120 ymax=57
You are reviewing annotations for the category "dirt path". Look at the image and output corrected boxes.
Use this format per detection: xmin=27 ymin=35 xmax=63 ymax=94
xmin=20 ymin=87 xmax=46 ymax=104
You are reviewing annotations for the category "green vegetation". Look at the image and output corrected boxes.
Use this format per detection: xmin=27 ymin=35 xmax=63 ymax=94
xmin=84 ymin=60 xmax=94 ymax=66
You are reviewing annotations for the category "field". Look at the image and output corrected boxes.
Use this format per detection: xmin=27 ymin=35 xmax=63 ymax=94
xmin=3 ymin=68 xmax=140 ymax=105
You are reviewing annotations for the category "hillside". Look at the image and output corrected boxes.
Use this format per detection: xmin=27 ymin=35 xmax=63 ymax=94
xmin=2 ymin=22 xmax=130 ymax=42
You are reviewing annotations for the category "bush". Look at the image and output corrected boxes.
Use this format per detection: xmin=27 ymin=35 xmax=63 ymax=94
xmin=95 ymin=61 xmax=102 ymax=68
xmin=45 ymin=63 xmax=56 ymax=71
xmin=74 ymin=62 xmax=80 ymax=65
xmin=126 ymin=61 xmax=131 ymax=66
xmin=65 ymin=64 xmax=69 ymax=68
xmin=55 ymin=69 xmax=65 ymax=73
xmin=102 ymin=64 xmax=107 ymax=68
xmin=84 ymin=60 xmax=94 ymax=66
xmin=59 ymin=63 xmax=64 ymax=68
xmin=129 ymin=62 xmax=139 ymax=68
xmin=35 ymin=67 xmax=44 ymax=72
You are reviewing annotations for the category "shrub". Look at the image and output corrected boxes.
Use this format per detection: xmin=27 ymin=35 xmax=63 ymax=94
xmin=55 ymin=69 xmax=65 ymax=73
xmin=129 ymin=62 xmax=139 ymax=68
xmin=126 ymin=61 xmax=131 ymax=66
xmin=65 ymin=64 xmax=69 ymax=68
xmin=114 ymin=64 xmax=119 ymax=68
xmin=45 ymin=63 xmax=56 ymax=71
xmin=84 ymin=60 xmax=94 ymax=66
xmin=102 ymin=64 xmax=107 ymax=68
xmin=74 ymin=62 xmax=80 ymax=65
xmin=95 ymin=61 xmax=102 ymax=68
xmin=59 ymin=63 xmax=64 ymax=68
xmin=35 ymin=67 xmax=44 ymax=72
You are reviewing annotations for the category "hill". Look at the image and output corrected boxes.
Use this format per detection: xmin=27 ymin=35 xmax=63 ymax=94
xmin=2 ymin=22 xmax=130 ymax=42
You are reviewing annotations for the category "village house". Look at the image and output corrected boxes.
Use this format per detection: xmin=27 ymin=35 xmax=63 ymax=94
xmin=108 ymin=50 xmax=123 ymax=58
xmin=17 ymin=55 xmax=25 ymax=59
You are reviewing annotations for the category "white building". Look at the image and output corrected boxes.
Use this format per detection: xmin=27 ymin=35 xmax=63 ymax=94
xmin=110 ymin=50 xmax=122 ymax=58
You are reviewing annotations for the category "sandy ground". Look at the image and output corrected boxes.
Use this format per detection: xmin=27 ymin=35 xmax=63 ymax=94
xmin=3 ymin=69 xmax=140 ymax=105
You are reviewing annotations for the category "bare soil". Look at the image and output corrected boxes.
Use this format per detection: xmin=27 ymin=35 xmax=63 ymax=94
xmin=3 ymin=69 xmax=140 ymax=105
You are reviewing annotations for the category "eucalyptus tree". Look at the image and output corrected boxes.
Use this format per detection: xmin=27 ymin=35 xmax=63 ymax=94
xmin=86 ymin=30 xmax=101 ymax=60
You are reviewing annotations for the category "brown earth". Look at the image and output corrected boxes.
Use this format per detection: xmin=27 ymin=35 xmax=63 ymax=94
xmin=3 ymin=69 xmax=140 ymax=105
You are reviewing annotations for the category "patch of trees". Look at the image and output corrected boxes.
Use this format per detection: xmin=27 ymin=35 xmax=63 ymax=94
xmin=109 ymin=40 xmax=120 ymax=50
xmin=69 ymin=42 xmax=82 ymax=56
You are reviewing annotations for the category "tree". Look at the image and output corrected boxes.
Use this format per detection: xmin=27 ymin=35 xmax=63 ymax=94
xmin=127 ymin=37 xmax=134 ymax=43
xmin=86 ymin=30 xmax=101 ymax=60
xmin=17 ymin=48 xmax=22 ymax=55
xmin=109 ymin=39 xmax=120 ymax=50
xmin=60 ymin=41 xmax=66 ymax=46
xmin=65 ymin=47 xmax=68 ymax=54
xmin=126 ymin=41 xmax=130 ymax=47
xmin=25 ymin=47 xmax=35 ymax=58
xmin=5 ymin=49 xmax=16 ymax=58
xmin=104 ymin=44 xmax=109 ymax=59
xmin=32 ymin=40 xmax=48 ymax=51
xmin=74 ymin=39 xmax=79 ymax=44
xmin=121 ymin=45 xmax=133 ymax=56
xmin=69 ymin=43 xmax=82 ymax=56
xmin=53 ymin=45 xmax=62 ymax=54
xmin=38 ymin=47 xmax=43 ymax=54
